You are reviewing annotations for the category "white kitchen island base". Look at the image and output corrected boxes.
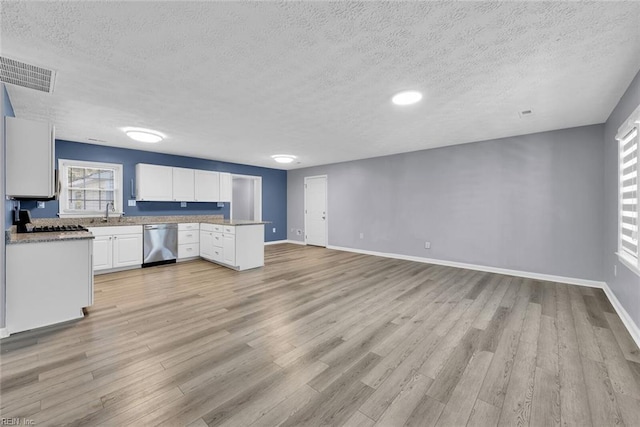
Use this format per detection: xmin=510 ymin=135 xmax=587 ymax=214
xmin=6 ymin=238 xmax=93 ymax=335
xmin=200 ymin=223 xmax=264 ymax=271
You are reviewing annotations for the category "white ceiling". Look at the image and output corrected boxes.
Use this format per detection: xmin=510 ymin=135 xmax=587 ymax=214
xmin=1 ymin=1 xmax=639 ymax=170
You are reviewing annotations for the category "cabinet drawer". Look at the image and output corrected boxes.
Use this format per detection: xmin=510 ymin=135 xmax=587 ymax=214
xmin=89 ymin=225 xmax=143 ymax=237
xmin=212 ymin=232 xmax=223 ymax=247
xmin=178 ymin=223 xmax=199 ymax=231
xmin=212 ymin=224 xmax=223 ymax=233
xmin=200 ymin=223 xmax=215 ymax=232
xmin=178 ymin=243 xmax=199 ymax=259
xmin=211 ymin=247 xmax=223 ymax=262
xmin=223 ymin=226 xmax=235 ymax=234
xmin=179 ymin=230 xmax=199 ymax=245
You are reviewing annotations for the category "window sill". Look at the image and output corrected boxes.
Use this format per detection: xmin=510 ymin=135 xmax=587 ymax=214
xmin=58 ymin=213 xmax=124 ymax=219
xmin=616 ymin=252 xmax=640 ymax=277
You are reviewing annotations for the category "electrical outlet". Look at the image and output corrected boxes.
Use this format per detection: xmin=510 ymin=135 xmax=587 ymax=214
xmin=296 ymin=229 xmax=302 ymax=235
xmin=272 ymin=227 xmax=276 ymax=233
xmin=180 ymin=202 xmax=187 ymax=208
xmin=359 ymin=233 xmax=364 ymax=239
xmin=37 ymin=201 xmax=45 ymax=209
xmin=128 ymin=199 xmax=136 ymax=207
xmin=425 ymin=241 xmax=431 ymax=249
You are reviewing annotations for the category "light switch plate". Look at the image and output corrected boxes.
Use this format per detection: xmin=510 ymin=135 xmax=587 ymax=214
xmin=128 ymin=200 xmax=136 ymax=207
xmin=181 ymin=202 xmax=187 ymax=208
xmin=37 ymin=201 xmax=45 ymax=209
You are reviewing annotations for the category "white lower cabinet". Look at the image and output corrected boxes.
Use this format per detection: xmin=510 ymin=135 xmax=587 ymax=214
xmin=178 ymin=223 xmax=200 ymax=259
xmin=113 ymin=234 xmax=144 ymax=267
xmin=93 ymin=235 xmax=113 ymax=270
xmin=178 ymin=243 xmax=199 ymax=259
xmin=222 ymin=233 xmax=236 ymax=265
xmin=199 ymin=223 xmax=263 ymax=270
xmin=87 ymin=222 xmax=262 ymax=275
xmin=200 ymin=229 xmax=214 ymax=259
xmin=88 ymin=226 xmax=143 ymax=272
xmin=6 ymin=238 xmax=93 ymax=335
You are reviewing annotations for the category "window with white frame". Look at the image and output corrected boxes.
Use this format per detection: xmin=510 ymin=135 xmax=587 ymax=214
xmin=58 ymin=159 xmax=124 ymax=218
xmin=617 ymin=104 xmax=640 ymax=274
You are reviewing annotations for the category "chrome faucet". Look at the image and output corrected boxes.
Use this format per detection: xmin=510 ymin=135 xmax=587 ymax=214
xmin=103 ymin=202 xmax=115 ymax=222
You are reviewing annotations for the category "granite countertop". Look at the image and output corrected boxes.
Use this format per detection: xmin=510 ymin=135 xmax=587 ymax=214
xmin=5 ymin=215 xmax=268 ymax=244
xmin=33 ymin=214 xmax=226 ymax=227
xmin=201 ymin=219 xmax=269 ymax=226
xmin=80 ymin=218 xmax=268 ymax=227
xmin=6 ymin=230 xmax=94 ymax=245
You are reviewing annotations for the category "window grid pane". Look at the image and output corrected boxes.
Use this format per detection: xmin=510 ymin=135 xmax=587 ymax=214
xmin=620 ymin=128 xmax=639 ymax=262
xmin=65 ymin=165 xmax=117 ymax=212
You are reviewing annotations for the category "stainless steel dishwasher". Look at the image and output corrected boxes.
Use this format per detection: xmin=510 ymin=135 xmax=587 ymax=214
xmin=143 ymin=223 xmax=178 ymax=267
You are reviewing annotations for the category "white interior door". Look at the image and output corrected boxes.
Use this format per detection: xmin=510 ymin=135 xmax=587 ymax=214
xmin=305 ymin=175 xmax=327 ymax=247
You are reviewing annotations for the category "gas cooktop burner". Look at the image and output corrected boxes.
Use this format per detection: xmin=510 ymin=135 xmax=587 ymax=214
xmin=31 ymin=225 xmax=89 ymax=233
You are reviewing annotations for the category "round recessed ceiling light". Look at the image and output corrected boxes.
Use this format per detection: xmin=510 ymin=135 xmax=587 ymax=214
xmin=124 ymin=128 xmax=165 ymax=143
xmin=271 ymin=154 xmax=297 ymax=164
xmin=391 ymin=90 xmax=423 ymax=106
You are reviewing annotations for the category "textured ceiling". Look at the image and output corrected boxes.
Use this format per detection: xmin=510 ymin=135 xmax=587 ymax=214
xmin=1 ymin=1 xmax=639 ymax=169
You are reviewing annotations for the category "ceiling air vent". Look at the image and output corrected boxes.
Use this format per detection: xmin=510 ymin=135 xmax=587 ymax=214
xmin=518 ymin=109 xmax=534 ymax=119
xmin=0 ymin=56 xmax=56 ymax=93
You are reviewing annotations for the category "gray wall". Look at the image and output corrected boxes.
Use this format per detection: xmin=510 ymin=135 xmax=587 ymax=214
xmin=604 ymin=69 xmax=640 ymax=328
xmin=288 ymin=124 xmax=605 ymax=282
xmin=232 ymin=177 xmax=255 ymax=221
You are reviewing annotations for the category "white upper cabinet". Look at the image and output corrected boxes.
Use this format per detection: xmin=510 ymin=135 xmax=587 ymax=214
xmin=219 ymin=172 xmax=232 ymax=202
xmin=6 ymin=117 xmax=55 ymax=198
xmin=194 ymin=170 xmax=220 ymax=202
xmin=137 ymin=163 xmax=233 ymax=203
xmin=172 ymin=167 xmax=195 ymax=201
xmin=136 ymin=164 xmax=173 ymax=201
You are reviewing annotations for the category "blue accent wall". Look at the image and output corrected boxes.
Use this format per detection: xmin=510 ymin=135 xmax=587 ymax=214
xmin=21 ymin=140 xmax=287 ymax=241
xmin=3 ymin=85 xmax=15 ymax=229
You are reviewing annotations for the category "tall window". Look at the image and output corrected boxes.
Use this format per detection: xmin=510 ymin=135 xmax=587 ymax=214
xmin=617 ymin=105 xmax=640 ymax=274
xmin=58 ymin=159 xmax=123 ymax=217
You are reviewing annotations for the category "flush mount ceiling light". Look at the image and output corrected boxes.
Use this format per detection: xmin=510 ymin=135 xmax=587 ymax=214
xmin=124 ymin=127 xmax=165 ymax=143
xmin=271 ymin=154 xmax=297 ymax=164
xmin=392 ymin=90 xmax=423 ymax=106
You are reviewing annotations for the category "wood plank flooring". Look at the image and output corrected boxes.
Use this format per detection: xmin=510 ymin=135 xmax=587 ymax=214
xmin=1 ymin=243 xmax=639 ymax=426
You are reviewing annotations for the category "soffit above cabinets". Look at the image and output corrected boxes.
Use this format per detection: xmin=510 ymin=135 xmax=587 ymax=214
xmin=1 ymin=1 xmax=639 ymax=169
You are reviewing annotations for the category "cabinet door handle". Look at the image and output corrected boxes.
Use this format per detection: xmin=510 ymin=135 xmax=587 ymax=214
xmin=109 ymin=237 xmax=112 ymax=240
xmin=186 ymin=234 xmax=193 ymax=237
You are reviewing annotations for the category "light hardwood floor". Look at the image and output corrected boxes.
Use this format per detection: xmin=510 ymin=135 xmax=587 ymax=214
xmin=1 ymin=244 xmax=639 ymax=426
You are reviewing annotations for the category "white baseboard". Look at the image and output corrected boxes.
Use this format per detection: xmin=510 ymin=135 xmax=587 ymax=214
xmin=177 ymin=256 xmax=200 ymax=262
xmin=0 ymin=328 xmax=9 ymax=339
xmin=93 ymin=265 xmax=141 ymax=275
xmin=602 ymin=282 xmax=640 ymax=349
xmin=265 ymin=240 xmax=288 ymax=246
xmin=265 ymin=239 xmax=306 ymax=246
xmin=326 ymin=245 xmax=606 ymax=289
